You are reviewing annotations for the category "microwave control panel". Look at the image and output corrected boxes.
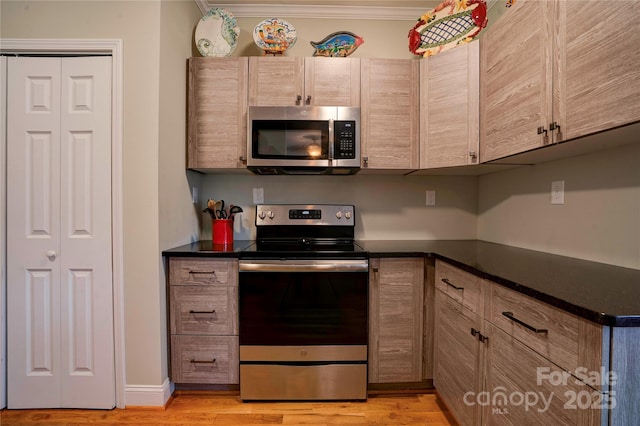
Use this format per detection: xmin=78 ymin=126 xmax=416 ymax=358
xmin=334 ymin=121 xmax=356 ymax=159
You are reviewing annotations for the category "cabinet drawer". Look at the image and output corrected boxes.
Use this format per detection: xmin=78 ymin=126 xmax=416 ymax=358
xmin=484 ymin=323 xmax=602 ymax=426
xmin=170 ymin=335 xmax=239 ymax=384
xmin=488 ymin=284 xmax=584 ymax=372
xmin=170 ymin=285 xmax=238 ymax=335
xmin=435 ymin=260 xmax=483 ymax=314
xmin=169 ymin=258 xmax=237 ymax=287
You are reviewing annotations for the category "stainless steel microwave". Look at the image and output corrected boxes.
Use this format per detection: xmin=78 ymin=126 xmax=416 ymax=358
xmin=247 ymin=106 xmax=360 ymax=175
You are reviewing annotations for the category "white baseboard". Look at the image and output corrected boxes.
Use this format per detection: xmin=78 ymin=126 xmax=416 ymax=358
xmin=125 ymin=378 xmax=174 ymax=407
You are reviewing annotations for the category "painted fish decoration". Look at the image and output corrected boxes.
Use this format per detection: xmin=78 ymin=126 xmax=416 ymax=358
xmin=310 ymin=31 xmax=364 ymax=57
xmin=408 ymin=0 xmax=487 ymax=57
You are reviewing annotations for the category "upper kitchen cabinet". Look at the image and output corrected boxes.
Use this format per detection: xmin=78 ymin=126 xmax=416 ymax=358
xmin=360 ymin=59 xmax=420 ymax=171
xmin=248 ymin=57 xmax=360 ymax=107
xmin=480 ymin=0 xmax=554 ymax=162
xmin=420 ymin=41 xmax=480 ymax=169
xmin=559 ymin=0 xmax=640 ymax=141
xmin=187 ymin=57 xmax=248 ymax=171
xmin=480 ymin=0 xmax=640 ymax=163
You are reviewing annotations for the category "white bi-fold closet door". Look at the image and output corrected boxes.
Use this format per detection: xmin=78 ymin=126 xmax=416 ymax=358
xmin=6 ymin=56 xmax=115 ymax=409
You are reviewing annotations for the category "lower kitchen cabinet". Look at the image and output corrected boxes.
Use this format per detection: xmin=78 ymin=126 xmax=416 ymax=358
xmin=368 ymin=257 xmax=424 ymax=383
xmin=168 ymin=257 xmax=239 ymax=385
xmin=483 ymin=322 xmax=601 ymax=426
xmin=434 ymin=289 xmax=483 ymax=425
xmin=434 ymin=259 xmax=605 ymax=425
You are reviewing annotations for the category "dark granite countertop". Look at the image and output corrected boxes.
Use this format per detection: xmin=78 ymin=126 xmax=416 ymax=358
xmin=162 ymin=240 xmax=253 ymax=257
xmin=163 ymin=239 xmax=640 ymax=327
xmin=359 ymin=240 xmax=640 ymax=327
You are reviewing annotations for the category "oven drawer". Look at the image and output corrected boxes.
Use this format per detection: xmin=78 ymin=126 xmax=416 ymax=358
xmin=169 ymin=258 xmax=238 ymax=287
xmin=170 ymin=335 xmax=239 ymax=384
xmin=240 ymin=364 xmax=367 ymax=401
xmin=170 ymin=285 xmax=238 ymax=335
xmin=435 ymin=260 xmax=483 ymax=314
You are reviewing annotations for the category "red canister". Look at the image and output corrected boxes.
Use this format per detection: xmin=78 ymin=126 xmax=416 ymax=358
xmin=212 ymin=219 xmax=233 ymax=245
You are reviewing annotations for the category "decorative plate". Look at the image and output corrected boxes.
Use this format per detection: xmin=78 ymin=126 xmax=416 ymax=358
xmin=253 ymin=18 xmax=297 ymax=55
xmin=408 ymin=0 xmax=487 ymax=57
xmin=195 ymin=7 xmax=240 ymax=57
xmin=310 ymin=31 xmax=364 ymax=57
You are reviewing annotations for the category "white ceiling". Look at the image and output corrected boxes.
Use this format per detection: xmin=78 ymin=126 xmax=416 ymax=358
xmin=194 ymin=1 xmax=449 ymax=20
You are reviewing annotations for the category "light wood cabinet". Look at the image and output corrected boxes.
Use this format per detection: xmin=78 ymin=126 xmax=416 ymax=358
xmin=480 ymin=0 xmax=554 ymax=162
xmin=434 ymin=260 xmax=486 ymax=425
xmin=420 ymin=41 xmax=480 ymax=168
xmin=434 ymin=259 xmax=605 ymax=425
xmin=360 ymin=59 xmax=420 ymax=171
xmin=434 ymin=289 xmax=484 ymax=425
xmin=168 ymin=258 xmax=239 ymax=385
xmin=559 ymin=0 xmax=640 ymax=141
xmin=187 ymin=57 xmax=248 ymax=170
xmin=368 ymin=257 xmax=424 ymax=383
xmin=248 ymin=56 xmax=360 ymax=107
xmin=480 ymin=0 xmax=640 ymax=163
xmin=483 ymin=323 xmax=601 ymax=426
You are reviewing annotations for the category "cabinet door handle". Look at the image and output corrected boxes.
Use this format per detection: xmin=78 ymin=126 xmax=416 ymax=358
xmin=549 ymin=122 xmax=561 ymax=131
xmin=478 ymin=334 xmax=489 ymax=343
xmin=363 ymin=156 xmax=369 ymax=167
xmin=470 ymin=328 xmax=480 ymax=337
xmin=305 ymin=95 xmax=312 ymax=105
xmin=442 ymin=278 xmax=463 ymax=291
xmin=502 ymin=311 xmax=548 ymax=334
xmin=190 ymin=358 xmax=216 ymax=364
xmin=189 ymin=309 xmax=216 ymax=314
xmin=296 ymin=95 xmax=302 ymax=105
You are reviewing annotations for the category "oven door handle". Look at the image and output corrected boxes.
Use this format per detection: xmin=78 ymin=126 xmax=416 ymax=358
xmin=239 ymin=259 xmax=369 ymax=273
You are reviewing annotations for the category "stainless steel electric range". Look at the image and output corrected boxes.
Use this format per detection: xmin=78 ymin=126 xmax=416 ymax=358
xmin=238 ymin=204 xmax=368 ymax=401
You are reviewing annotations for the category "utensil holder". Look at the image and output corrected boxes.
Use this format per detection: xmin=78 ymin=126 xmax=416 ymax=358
xmin=212 ymin=219 xmax=233 ymax=245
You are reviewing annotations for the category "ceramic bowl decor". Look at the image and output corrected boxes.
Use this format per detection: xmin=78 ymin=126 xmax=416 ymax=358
xmin=253 ymin=18 xmax=297 ymax=55
xmin=195 ymin=7 xmax=240 ymax=57
xmin=408 ymin=0 xmax=488 ymax=57
xmin=310 ymin=31 xmax=364 ymax=57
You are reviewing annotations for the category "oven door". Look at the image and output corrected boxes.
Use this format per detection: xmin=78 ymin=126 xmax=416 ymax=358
xmin=238 ymin=259 xmax=368 ymax=347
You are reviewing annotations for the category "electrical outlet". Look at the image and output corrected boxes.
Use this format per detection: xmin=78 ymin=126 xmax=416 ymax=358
xmin=191 ymin=186 xmax=198 ymax=204
xmin=426 ymin=190 xmax=436 ymax=206
xmin=253 ymin=187 xmax=264 ymax=204
xmin=551 ymin=180 xmax=565 ymax=205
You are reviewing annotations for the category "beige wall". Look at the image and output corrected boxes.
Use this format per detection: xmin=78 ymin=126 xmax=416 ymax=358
xmin=1 ymin=0 xmax=181 ymax=388
xmin=478 ymin=143 xmax=640 ymax=269
xmin=200 ymin=174 xmax=479 ymax=241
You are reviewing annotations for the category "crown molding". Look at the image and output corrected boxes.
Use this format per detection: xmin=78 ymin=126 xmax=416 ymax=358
xmin=194 ymin=1 xmax=425 ymax=20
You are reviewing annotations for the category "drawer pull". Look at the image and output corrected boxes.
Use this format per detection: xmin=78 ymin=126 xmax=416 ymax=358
xmin=190 ymin=358 xmax=216 ymax=364
xmin=188 ymin=270 xmax=216 ymax=275
xmin=189 ymin=309 xmax=216 ymax=314
xmin=442 ymin=278 xmax=463 ymax=291
xmin=502 ymin=311 xmax=548 ymax=334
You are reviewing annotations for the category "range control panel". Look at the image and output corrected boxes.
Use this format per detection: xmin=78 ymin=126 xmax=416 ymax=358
xmin=256 ymin=204 xmax=355 ymax=226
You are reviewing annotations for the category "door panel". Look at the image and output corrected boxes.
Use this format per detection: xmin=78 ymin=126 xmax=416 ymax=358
xmin=8 ymin=57 xmax=62 ymax=408
xmin=7 ymin=56 xmax=114 ymax=409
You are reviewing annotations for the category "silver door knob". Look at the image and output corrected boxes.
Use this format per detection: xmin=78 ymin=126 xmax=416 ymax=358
xmin=46 ymin=250 xmax=57 ymax=261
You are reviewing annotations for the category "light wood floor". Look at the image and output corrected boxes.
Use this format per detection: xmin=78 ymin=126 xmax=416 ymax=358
xmin=1 ymin=391 xmax=456 ymax=425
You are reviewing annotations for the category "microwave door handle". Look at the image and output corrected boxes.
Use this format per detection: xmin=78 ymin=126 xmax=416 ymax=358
xmin=328 ymin=119 xmax=334 ymax=164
